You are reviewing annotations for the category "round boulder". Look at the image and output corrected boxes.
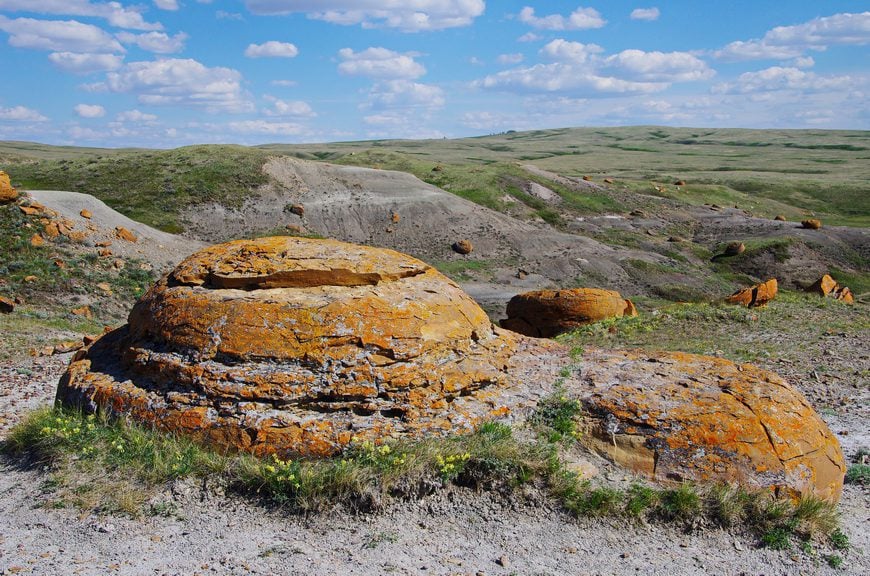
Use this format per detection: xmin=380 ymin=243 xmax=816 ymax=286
xmin=0 ymin=171 xmax=17 ymax=204
xmin=57 ymin=237 xmax=553 ymax=457
xmin=500 ymin=288 xmax=637 ymax=338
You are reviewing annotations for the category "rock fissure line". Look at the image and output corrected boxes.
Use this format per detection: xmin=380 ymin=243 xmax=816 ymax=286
xmin=720 ymin=388 xmax=781 ymax=462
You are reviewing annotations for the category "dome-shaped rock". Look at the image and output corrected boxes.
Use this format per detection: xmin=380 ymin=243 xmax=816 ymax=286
xmin=573 ymin=348 xmax=845 ymax=501
xmin=500 ymin=288 xmax=637 ymax=338
xmin=56 ymin=237 xmax=554 ymax=457
xmin=0 ymin=171 xmax=17 ymax=204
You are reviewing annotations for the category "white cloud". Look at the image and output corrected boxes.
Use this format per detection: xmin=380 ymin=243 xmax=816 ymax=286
xmin=244 ymin=41 xmax=299 ymax=58
xmin=116 ymin=109 xmax=158 ymax=122
xmin=48 ymin=51 xmax=123 ymax=73
xmin=0 ymin=16 xmax=125 ymax=52
xmin=518 ymin=6 xmax=606 ymax=30
xmin=476 ymin=63 xmax=667 ymax=95
xmin=244 ymin=0 xmax=485 ymax=31
xmin=228 ymin=120 xmax=305 ymax=135
xmin=217 ymin=11 xmax=244 ymax=21
xmin=715 ymin=12 xmax=870 ymax=61
xmin=790 ymin=56 xmax=815 ymax=69
xmin=0 ymin=105 xmax=48 ymax=121
xmin=498 ymin=53 xmax=524 ymax=65
xmin=154 ymin=0 xmax=179 ymax=10
xmin=539 ymin=39 xmax=603 ymax=64
xmin=365 ymin=80 xmax=445 ymax=110
xmin=338 ymin=47 xmax=425 ymax=79
xmin=0 ymin=0 xmax=163 ymax=31
xmin=271 ymin=79 xmax=298 ymax=87
xmin=712 ymin=66 xmax=860 ymax=94
xmin=603 ymin=50 xmax=714 ymax=82
xmin=102 ymin=58 xmax=253 ymax=112
xmin=263 ymin=97 xmax=316 ymax=117
xmin=74 ymin=103 xmax=106 ymax=118
xmin=630 ymin=7 xmax=660 ymax=21
xmin=117 ymin=31 xmax=187 ymax=53
xmin=518 ymin=32 xmax=541 ymax=42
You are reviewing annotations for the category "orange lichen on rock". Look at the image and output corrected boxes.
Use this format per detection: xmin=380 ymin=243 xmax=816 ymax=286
xmin=801 ymin=219 xmax=822 ymax=230
xmin=56 ymin=236 xmax=558 ymax=458
xmin=726 ymin=278 xmax=777 ymax=307
xmin=574 ymin=348 xmax=846 ymax=501
xmin=0 ymin=171 xmax=17 ymax=204
xmin=500 ymin=288 xmax=637 ymax=338
xmin=806 ymin=274 xmax=854 ymax=304
xmin=114 ymin=226 xmax=137 ymax=242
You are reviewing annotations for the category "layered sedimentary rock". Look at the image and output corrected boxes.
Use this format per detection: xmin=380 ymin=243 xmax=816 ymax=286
xmin=57 ymin=237 xmax=554 ymax=457
xmin=573 ymin=348 xmax=846 ymax=501
xmin=725 ymin=278 xmax=778 ymax=307
xmin=806 ymin=274 xmax=854 ymax=304
xmin=500 ymin=288 xmax=637 ymax=338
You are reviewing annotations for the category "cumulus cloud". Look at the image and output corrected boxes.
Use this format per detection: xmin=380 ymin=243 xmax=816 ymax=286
xmin=244 ymin=41 xmax=299 ymax=58
xmin=539 ymin=39 xmax=603 ymax=63
xmin=630 ymin=7 xmax=660 ymax=21
xmin=228 ymin=120 xmax=305 ymax=135
xmin=154 ymin=0 xmax=179 ymax=10
xmin=476 ymin=63 xmax=667 ymax=95
xmin=48 ymin=52 xmax=123 ymax=74
xmin=712 ymin=66 xmax=859 ymax=94
xmin=102 ymin=58 xmax=253 ymax=112
xmin=116 ymin=109 xmax=158 ymax=122
xmin=498 ymin=53 xmax=524 ymax=65
xmin=790 ymin=56 xmax=815 ymax=69
xmin=117 ymin=31 xmax=187 ymax=53
xmin=74 ymin=103 xmax=106 ymax=117
xmin=518 ymin=32 xmax=541 ymax=42
xmin=603 ymin=50 xmax=715 ymax=82
xmin=0 ymin=0 xmax=163 ymax=31
xmin=263 ymin=97 xmax=316 ymax=117
xmin=518 ymin=6 xmax=606 ymax=30
xmin=715 ymin=12 xmax=870 ymax=61
xmin=365 ymin=80 xmax=445 ymax=110
xmin=0 ymin=105 xmax=48 ymax=121
xmin=338 ymin=47 xmax=425 ymax=79
xmin=0 ymin=16 xmax=125 ymax=52
xmin=244 ymin=0 xmax=485 ymax=31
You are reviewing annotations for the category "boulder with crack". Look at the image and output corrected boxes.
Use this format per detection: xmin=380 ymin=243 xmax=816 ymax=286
xmin=500 ymin=288 xmax=637 ymax=338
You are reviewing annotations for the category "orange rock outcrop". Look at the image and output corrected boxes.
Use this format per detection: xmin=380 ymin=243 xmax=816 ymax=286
xmin=806 ymin=274 xmax=854 ymax=304
xmin=0 ymin=171 xmax=17 ymax=203
xmin=725 ymin=278 xmax=777 ymax=307
xmin=500 ymin=288 xmax=637 ymax=338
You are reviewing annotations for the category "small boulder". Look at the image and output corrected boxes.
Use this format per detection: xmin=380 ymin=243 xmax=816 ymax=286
xmin=30 ymin=233 xmax=45 ymax=247
xmin=806 ymin=274 xmax=854 ymax=304
xmin=501 ymin=288 xmax=637 ymax=338
xmin=725 ymin=278 xmax=777 ymax=307
xmin=674 ymin=180 xmax=686 ymax=186
xmin=390 ymin=212 xmax=401 ymax=224
xmin=71 ymin=306 xmax=93 ymax=319
xmin=289 ymin=204 xmax=305 ymax=216
xmin=114 ymin=226 xmax=138 ymax=242
xmin=80 ymin=209 xmax=92 ymax=219
xmin=582 ymin=175 xmax=592 ymax=181
xmin=0 ymin=296 xmax=14 ymax=313
xmin=19 ymin=205 xmax=41 ymax=216
xmin=801 ymin=219 xmax=822 ymax=230
xmin=452 ymin=239 xmax=473 ymax=255
xmin=723 ymin=241 xmax=745 ymax=257
xmin=774 ymin=215 xmax=787 ymax=221
xmin=0 ymin=171 xmax=17 ymax=204
xmin=603 ymin=178 xmax=614 ymax=184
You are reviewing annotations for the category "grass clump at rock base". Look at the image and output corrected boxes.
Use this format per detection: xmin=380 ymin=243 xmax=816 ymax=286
xmin=1 ymin=405 xmax=848 ymax=558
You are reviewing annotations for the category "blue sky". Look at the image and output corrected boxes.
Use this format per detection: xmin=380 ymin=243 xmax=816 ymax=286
xmin=0 ymin=1 xmax=867 ymax=147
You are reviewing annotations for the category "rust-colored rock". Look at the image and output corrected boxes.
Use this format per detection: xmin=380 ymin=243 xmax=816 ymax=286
xmin=603 ymin=178 xmax=614 ymax=184
xmin=19 ymin=205 xmax=41 ymax=216
xmin=723 ymin=241 xmax=745 ymax=256
xmin=0 ymin=296 xmax=14 ymax=313
xmin=114 ymin=226 xmax=137 ymax=242
xmin=801 ymin=219 xmax=822 ymax=230
xmin=53 ymin=341 xmax=84 ymax=355
xmin=98 ymin=248 xmax=113 ymax=258
xmin=0 ymin=171 xmax=17 ymax=204
xmin=573 ymin=348 xmax=845 ymax=501
xmin=674 ymin=180 xmax=686 ymax=186
xmin=71 ymin=306 xmax=93 ymax=319
xmin=774 ymin=214 xmax=787 ymax=221
xmin=452 ymin=239 xmax=473 ymax=255
xmin=500 ymin=288 xmax=637 ymax=338
xmin=582 ymin=175 xmax=592 ymax=181
xmin=806 ymin=274 xmax=854 ymax=304
xmin=725 ymin=278 xmax=777 ymax=308
xmin=95 ymin=240 xmax=112 ymax=247
xmin=80 ymin=209 xmax=92 ymax=219
xmin=289 ymin=204 xmax=305 ymax=216
xmin=56 ymin=236 xmax=555 ymax=458
xmin=390 ymin=211 xmax=401 ymax=224
xmin=29 ymin=234 xmax=45 ymax=247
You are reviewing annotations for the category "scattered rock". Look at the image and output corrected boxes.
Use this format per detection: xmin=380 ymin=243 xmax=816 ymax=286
xmin=56 ymin=236 xmax=555 ymax=458
xmin=582 ymin=175 xmax=592 ymax=181
xmin=431 ymin=165 xmax=443 ymax=172
xmin=723 ymin=241 xmax=745 ymax=256
xmin=285 ymin=224 xmax=304 ymax=234
xmin=112 ymin=259 xmax=125 ymax=270
xmin=71 ymin=306 xmax=93 ymax=319
xmin=516 ymin=269 xmax=528 ymax=280
xmin=801 ymin=219 xmax=822 ymax=230
xmin=0 ymin=296 xmax=14 ymax=313
xmin=23 ymin=275 xmax=37 ymax=283
xmin=390 ymin=212 xmax=401 ymax=224
xmin=806 ymin=274 xmax=854 ymax=304
xmin=674 ymin=180 xmax=686 ymax=186
xmin=95 ymin=240 xmax=112 ymax=247
xmin=577 ymin=348 xmax=845 ymax=501
xmin=19 ymin=205 xmax=42 ymax=216
xmin=603 ymin=178 xmax=614 ymax=184
xmin=452 ymin=239 xmax=473 ymax=255
xmin=98 ymin=248 xmax=113 ymax=258
xmin=96 ymin=282 xmax=113 ymax=295
xmin=667 ymin=236 xmax=685 ymax=243
xmin=80 ymin=209 xmax=92 ymax=219
xmin=43 ymin=222 xmax=60 ymax=238
xmin=114 ymin=226 xmax=138 ymax=242
xmin=289 ymin=204 xmax=305 ymax=216
xmin=500 ymin=288 xmax=637 ymax=338
xmin=29 ymin=233 xmax=45 ymax=247
xmin=0 ymin=170 xmax=18 ymax=203
xmin=53 ymin=341 xmax=84 ymax=355
xmin=629 ymin=209 xmax=647 ymax=218
xmin=774 ymin=214 xmax=787 ymax=221
xmin=725 ymin=278 xmax=777 ymax=308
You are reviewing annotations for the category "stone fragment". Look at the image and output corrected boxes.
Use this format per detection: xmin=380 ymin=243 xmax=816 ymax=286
xmin=95 ymin=240 xmax=112 ymax=247
xmin=500 ymin=288 xmax=637 ymax=338
xmin=71 ymin=306 xmax=93 ymax=319
xmin=30 ymin=233 xmax=45 ymax=247
xmin=53 ymin=341 xmax=84 ymax=355
xmin=289 ymin=204 xmax=304 ymax=216
xmin=574 ymin=348 xmax=845 ymax=501
xmin=603 ymin=178 xmax=614 ymax=184
xmin=43 ymin=222 xmax=60 ymax=238
xmin=0 ymin=171 xmax=17 ymax=203
xmin=114 ymin=226 xmax=137 ymax=242
xmin=80 ymin=209 xmax=92 ymax=219
xmin=0 ymin=296 xmax=14 ymax=313
xmin=452 ymin=239 xmax=473 ymax=255
xmin=96 ymin=282 xmax=113 ymax=295
xmin=723 ymin=241 xmax=745 ymax=256
xmin=19 ymin=205 xmax=41 ymax=216
xmin=674 ymin=180 xmax=686 ymax=186
xmin=801 ymin=219 xmax=822 ymax=230
xmin=806 ymin=274 xmax=854 ymax=304
xmin=390 ymin=212 xmax=401 ymax=224
xmin=774 ymin=215 xmax=787 ymax=221
xmin=582 ymin=175 xmax=592 ymax=181
xmin=23 ymin=275 xmax=37 ymax=283
xmin=98 ymin=248 xmax=113 ymax=258
xmin=725 ymin=278 xmax=777 ymax=307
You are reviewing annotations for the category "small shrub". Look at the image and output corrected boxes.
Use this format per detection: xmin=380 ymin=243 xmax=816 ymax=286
xmin=845 ymin=464 xmax=870 ymax=485
xmin=826 ymin=554 xmax=844 ymax=569
xmin=531 ymin=392 xmax=584 ymax=442
xmin=761 ymin=526 xmax=793 ymax=550
xmin=658 ymin=484 xmax=701 ymax=522
xmin=830 ymin=528 xmax=850 ymax=551
xmin=626 ymin=483 xmax=658 ymax=518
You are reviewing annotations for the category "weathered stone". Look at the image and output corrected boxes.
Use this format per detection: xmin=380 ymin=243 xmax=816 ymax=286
xmin=56 ymin=236 xmax=556 ymax=458
xmin=0 ymin=171 xmax=17 ymax=204
xmin=80 ymin=209 xmax=92 ymax=219
xmin=500 ymin=288 xmax=637 ymax=338
xmin=725 ymin=278 xmax=777 ymax=308
xmin=582 ymin=175 xmax=592 ymax=181
xmin=53 ymin=341 xmax=84 ymax=354
xmin=801 ymin=219 xmax=822 ymax=230
xmin=19 ymin=205 xmax=41 ymax=216
xmin=806 ymin=274 xmax=854 ymax=304
xmin=452 ymin=239 xmax=473 ymax=255
xmin=71 ymin=306 xmax=93 ymax=318
xmin=114 ymin=226 xmax=137 ymax=242
xmin=774 ymin=214 xmax=787 ymax=221
xmin=603 ymin=178 xmax=614 ymax=184
xmin=289 ymin=204 xmax=305 ymax=216
xmin=674 ymin=180 xmax=686 ymax=186
xmin=574 ymin=348 xmax=845 ymax=501
xmin=390 ymin=212 xmax=401 ymax=224
xmin=723 ymin=241 xmax=745 ymax=256
xmin=29 ymin=234 xmax=45 ymax=247
xmin=0 ymin=296 xmax=14 ymax=313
